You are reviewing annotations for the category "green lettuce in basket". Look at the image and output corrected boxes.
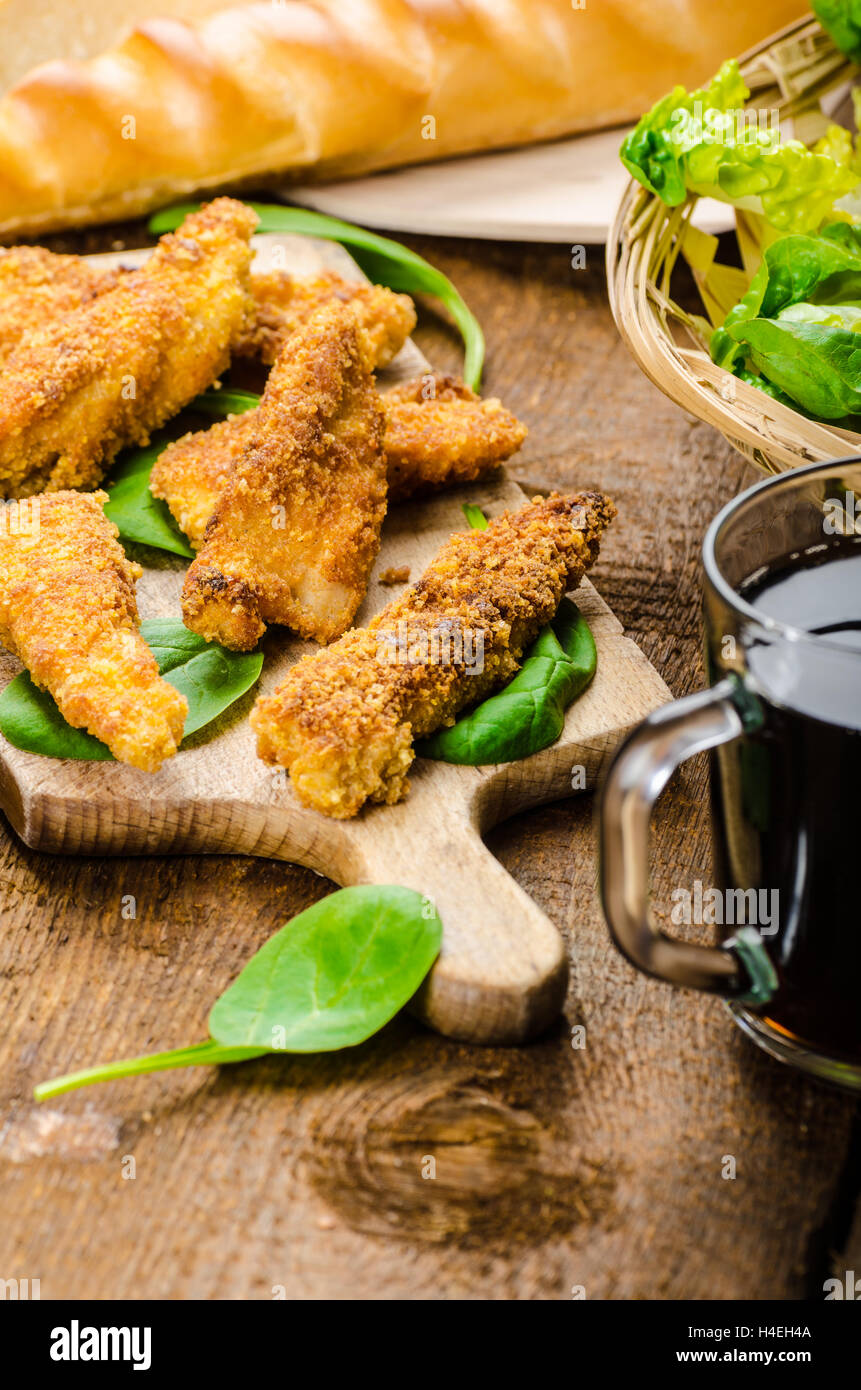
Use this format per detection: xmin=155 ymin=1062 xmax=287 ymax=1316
xmin=813 ymin=1 xmax=861 ymax=63
xmin=711 ymin=222 xmax=861 ymax=419
xmin=620 ymin=59 xmax=857 ymax=233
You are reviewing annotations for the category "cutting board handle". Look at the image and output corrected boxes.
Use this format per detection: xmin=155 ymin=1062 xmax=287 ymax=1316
xmin=344 ymin=807 xmax=569 ymax=1045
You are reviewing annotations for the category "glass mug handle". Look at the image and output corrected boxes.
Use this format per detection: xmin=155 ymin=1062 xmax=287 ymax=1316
xmin=598 ymin=678 xmax=777 ymax=1004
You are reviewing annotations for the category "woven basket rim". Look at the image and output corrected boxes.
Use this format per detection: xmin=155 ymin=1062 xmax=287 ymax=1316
xmin=607 ymin=13 xmax=861 ymax=476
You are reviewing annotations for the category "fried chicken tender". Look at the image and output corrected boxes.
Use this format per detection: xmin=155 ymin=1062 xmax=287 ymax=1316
xmin=181 ymin=302 xmax=386 ymax=651
xmin=0 ymin=248 xmax=411 ymax=379
xmin=151 ymin=373 xmax=527 ymax=549
xmin=0 ymin=198 xmax=257 ymax=498
xmin=383 ymin=373 xmax=527 ymax=501
xmin=238 ymin=269 xmax=416 ymax=369
xmin=250 ymin=492 xmax=616 ymax=818
xmin=0 ymin=491 xmax=187 ymax=771
xmin=0 ymin=246 xmax=124 ymax=365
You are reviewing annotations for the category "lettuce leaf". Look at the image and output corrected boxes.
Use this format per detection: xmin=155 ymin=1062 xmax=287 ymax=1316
xmin=812 ymin=1 xmax=861 ymax=62
xmin=725 ymin=314 xmax=861 ymax=418
xmin=731 ymin=224 xmax=861 ymax=325
xmin=711 ymin=222 xmax=861 ymax=416
xmin=777 ymin=301 xmax=861 ymax=329
xmin=735 ymin=368 xmax=809 ymax=412
xmin=620 ymin=59 xmax=857 ymax=232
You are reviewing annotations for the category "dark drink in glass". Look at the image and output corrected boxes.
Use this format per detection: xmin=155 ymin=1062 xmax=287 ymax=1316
xmin=600 ymin=460 xmax=861 ymax=1089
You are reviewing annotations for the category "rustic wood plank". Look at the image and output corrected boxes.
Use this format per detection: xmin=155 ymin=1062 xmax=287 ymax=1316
xmin=0 ymin=223 xmax=856 ymax=1300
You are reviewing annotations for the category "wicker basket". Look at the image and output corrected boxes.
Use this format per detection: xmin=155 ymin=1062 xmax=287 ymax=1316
xmin=607 ymin=15 xmax=861 ymax=475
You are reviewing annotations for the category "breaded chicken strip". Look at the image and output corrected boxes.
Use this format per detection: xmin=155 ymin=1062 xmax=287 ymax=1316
xmin=181 ymin=302 xmax=386 ymax=651
xmin=250 ymin=492 xmax=616 ymax=818
xmin=0 ymin=246 xmax=123 ymax=365
xmin=0 ymin=492 xmax=187 ymax=771
xmin=383 ymin=374 xmax=527 ymax=501
xmin=151 ymin=373 xmax=527 ymax=549
xmin=0 ymin=198 xmax=257 ymax=498
xmin=0 ymin=250 xmax=411 ymax=375
xmin=238 ymin=269 xmax=416 ymax=368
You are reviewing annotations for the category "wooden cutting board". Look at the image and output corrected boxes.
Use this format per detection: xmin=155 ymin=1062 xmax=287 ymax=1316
xmin=0 ymin=234 xmax=671 ymax=1045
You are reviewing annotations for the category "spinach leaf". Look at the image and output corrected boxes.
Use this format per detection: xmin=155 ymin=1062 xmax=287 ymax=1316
xmin=103 ymin=441 xmax=194 ymax=558
xmin=417 ymin=504 xmax=597 ymax=765
xmin=0 ymin=679 xmax=113 ymax=762
xmin=419 ymin=597 xmax=596 ymax=765
xmin=0 ymin=620 xmax=263 ymax=761
xmin=716 ymin=224 xmax=861 ymax=354
xmin=34 ymin=886 xmax=442 ymax=1099
xmin=208 ymin=885 xmax=440 ymax=1050
xmin=149 ymin=201 xmax=485 ymax=391
xmin=735 ymin=368 xmax=810 ymax=414
xmin=461 ymin=502 xmax=489 ymax=531
xmin=141 ymin=620 xmax=263 ymax=739
xmin=192 ymin=387 xmax=260 ymax=417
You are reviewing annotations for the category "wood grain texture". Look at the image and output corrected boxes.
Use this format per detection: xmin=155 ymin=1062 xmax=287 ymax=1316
xmin=0 ymin=224 xmax=856 ymax=1301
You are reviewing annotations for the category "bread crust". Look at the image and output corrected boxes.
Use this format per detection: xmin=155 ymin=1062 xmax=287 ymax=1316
xmin=0 ymin=0 xmax=807 ymax=237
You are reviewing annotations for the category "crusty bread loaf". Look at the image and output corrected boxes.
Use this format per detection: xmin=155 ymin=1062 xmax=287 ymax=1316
xmin=0 ymin=0 xmax=807 ymax=238
xmin=0 ymin=0 xmax=231 ymax=93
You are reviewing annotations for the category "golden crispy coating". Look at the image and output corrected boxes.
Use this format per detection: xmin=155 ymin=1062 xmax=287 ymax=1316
xmin=181 ymin=302 xmax=386 ymax=651
xmin=0 ymin=246 xmax=125 ymax=365
xmin=383 ymin=373 xmax=527 ymax=500
xmin=151 ymin=373 xmax=527 ymax=549
xmin=250 ymin=491 xmax=616 ymax=818
xmin=238 ymin=269 xmax=416 ymax=368
xmin=151 ymin=410 xmax=256 ymax=552
xmin=0 ymin=491 xmax=187 ymax=771
xmin=0 ymin=198 xmax=257 ymax=498
xmin=0 ymin=250 xmax=413 ymax=375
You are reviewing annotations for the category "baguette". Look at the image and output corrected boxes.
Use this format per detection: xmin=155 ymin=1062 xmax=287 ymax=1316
xmin=0 ymin=0 xmax=232 ymax=94
xmin=0 ymin=0 xmax=807 ymax=238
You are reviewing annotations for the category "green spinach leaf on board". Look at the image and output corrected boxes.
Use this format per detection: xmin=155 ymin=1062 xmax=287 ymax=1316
xmin=460 ymin=501 xmax=489 ymax=531
xmin=0 ymin=620 xmax=263 ymax=761
xmin=140 ymin=620 xmax=263 ymax=739
xmin=0 ymin=679 xmax=113 ymax=762
xmin=149 ymin=201 xmax=485 ymax=391
xmin=191 ymin=387 xmax=260 ymax=417
xmin=103 ymin=440 xmax=194 ymax=558
xmin=34 ymin=886 xmax=442 ymax=1098
xmin=419 ymin=597 xmax=596 ymax=765
xmin=417 ymin=505 xmax=597 ymax=765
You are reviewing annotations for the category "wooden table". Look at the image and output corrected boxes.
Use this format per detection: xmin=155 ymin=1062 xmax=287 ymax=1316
xmin=0 ymin=222 xmax=858 ymax=1301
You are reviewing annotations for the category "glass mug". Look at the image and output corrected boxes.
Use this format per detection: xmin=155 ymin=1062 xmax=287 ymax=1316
xmin=598 ymin=458 xmax=861 ymax=1090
